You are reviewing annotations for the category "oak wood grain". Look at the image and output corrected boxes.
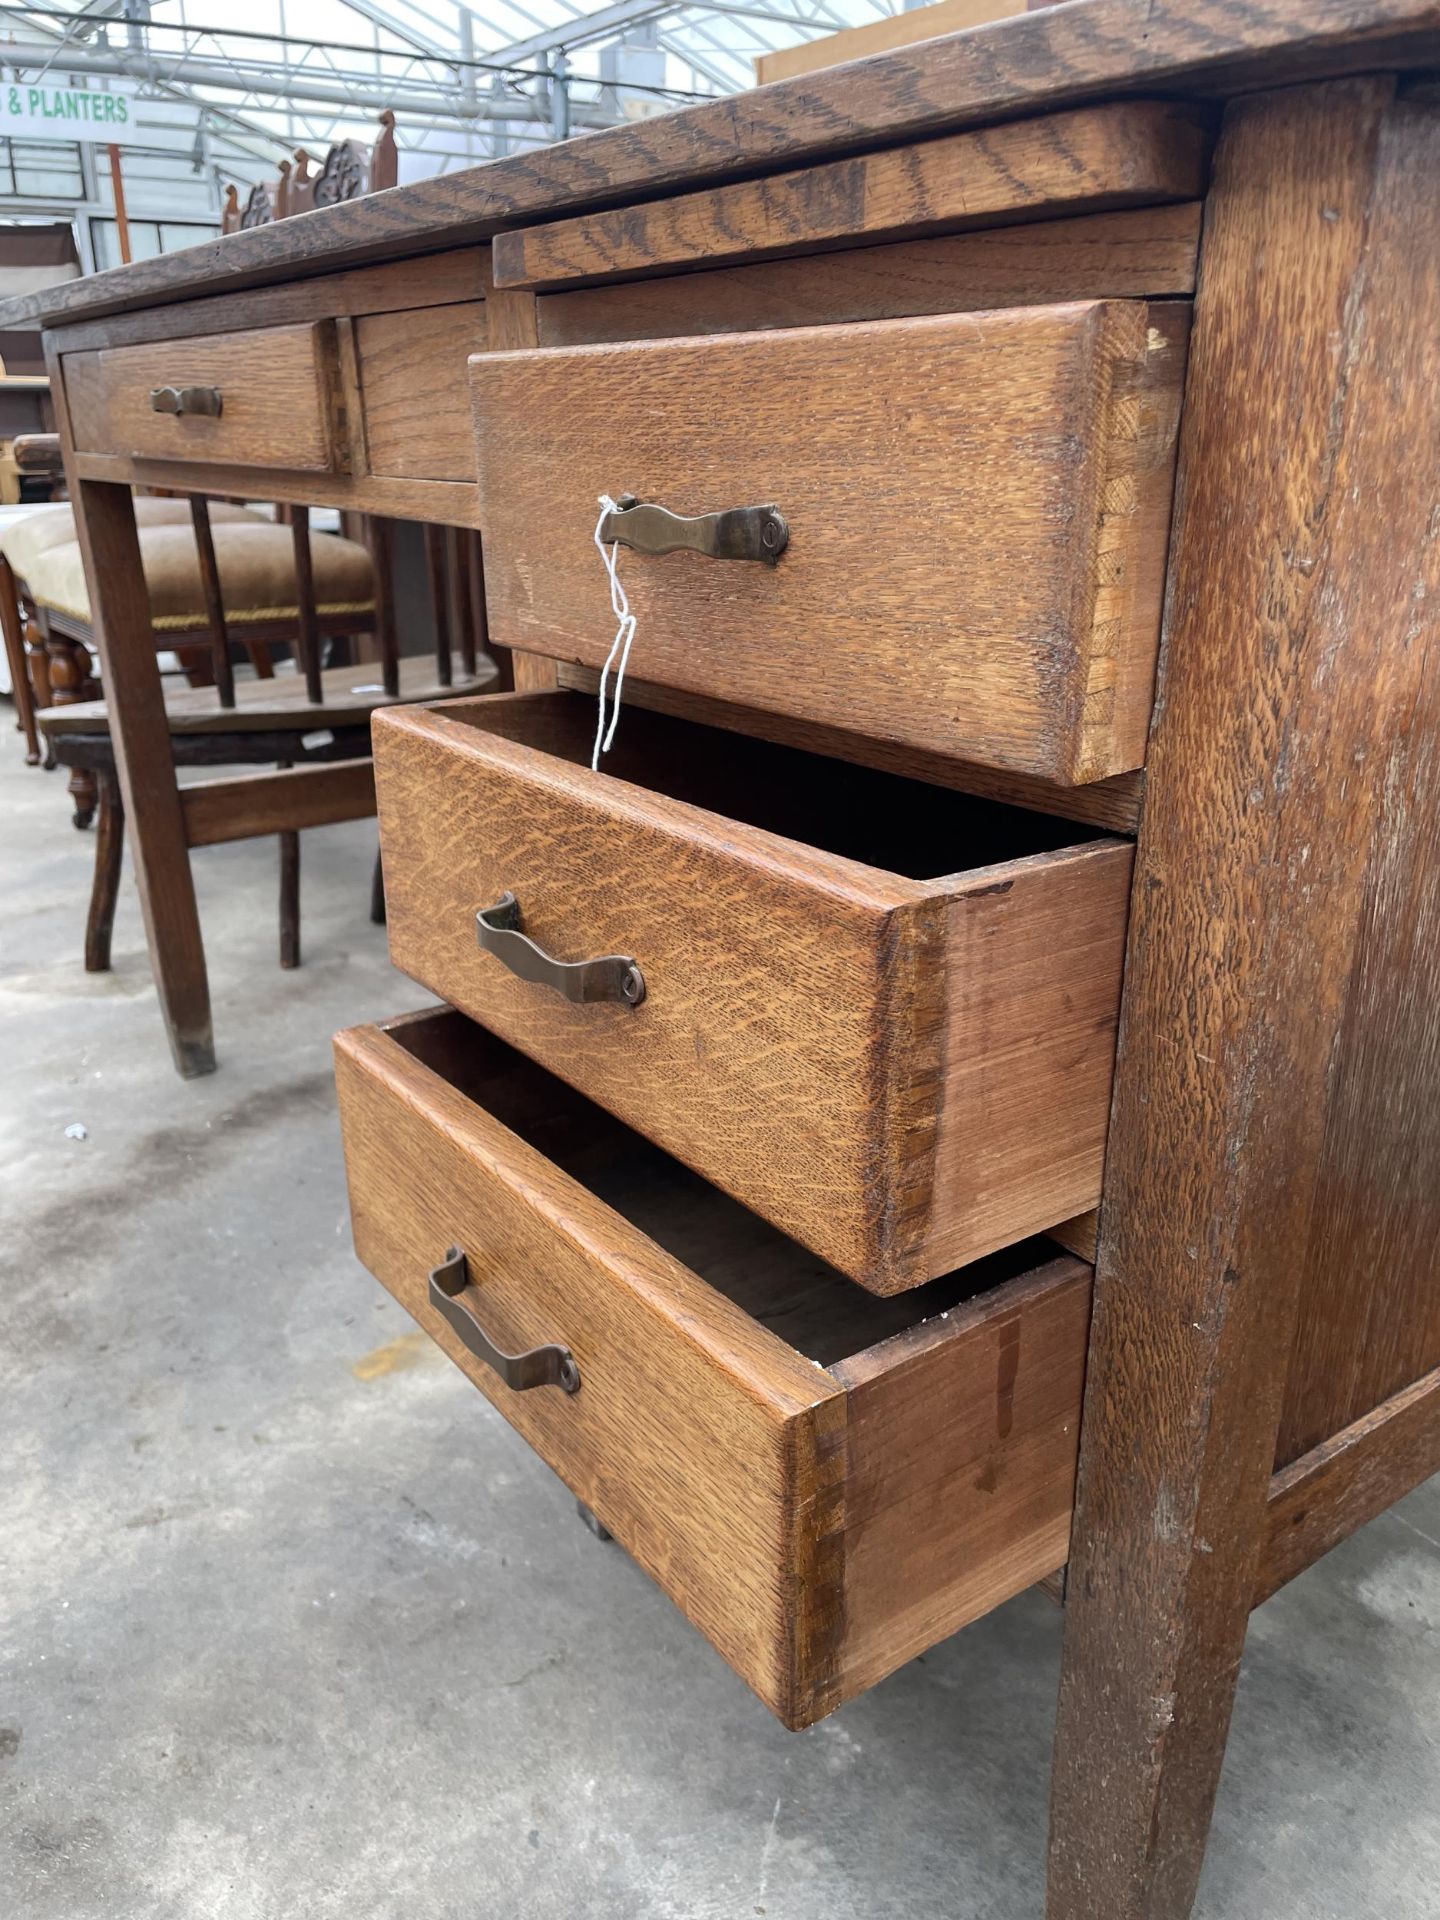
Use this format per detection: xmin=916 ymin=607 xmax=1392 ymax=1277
xmin=1048 ymin=1210 xmax=1100 ymax=1262
xmin=471 ymin=301 xmax=1185 ymax=784
xmin=1050 ymin=77 xmax=1440 ymax=1920
xmin=357 ymin=300 xmax=487 ymax=481
xmin=931 ymin=848 xmax=1132 ymax=1274
xmin=1260 ymin=1365 xmax=1440 ymax=1604
xmin=1274 ymin=616 xmax=1440 ymax=1458
xmin=64 ymin=448 xmax=479 ymax=527
xmin=334 ymin=1007 xmax=1093 ymax=1722
xmin=536 ymin=204 xmax=1202 ymax=347
xmin=42 ymin=247 xmax=491 ymax=356
xmin=832 ymin=1257 xmax=1092 ymax=1699
xmin=472 ymin=254 xmax=556 ymax=690
xmin=373 ymin=691 xmax=1129 ymax=1290
xmin=8 ymin=0 xmax=1438 ymax=329
xmin=493 ymin=102 xmax=1210 ymax=289
xmin=180 ymin=759 xmax=376 ymax=846
xmin=65 ymin=321 xmax=347 ymax=473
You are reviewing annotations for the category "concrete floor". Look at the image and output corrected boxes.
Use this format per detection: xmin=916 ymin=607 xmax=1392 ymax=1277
xmin=2 ymin=726 xmax=1437 ymax=1920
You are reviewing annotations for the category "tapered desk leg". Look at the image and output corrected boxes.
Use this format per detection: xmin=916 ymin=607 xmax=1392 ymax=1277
xmin=1048 ymin=78 xmax=1440 ymax=1919
xmin=65 ymin=473 xmax=214 ymax=1075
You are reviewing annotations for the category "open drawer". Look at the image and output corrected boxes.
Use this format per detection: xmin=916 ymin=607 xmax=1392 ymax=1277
xmin=335 ymin=1008 xmax=1092 ymax=1728
xmin=373 ymin=691 xmax=1133 ymax=1292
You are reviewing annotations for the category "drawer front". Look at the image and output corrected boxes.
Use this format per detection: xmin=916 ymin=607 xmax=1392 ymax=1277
xmin=335 ymin=1008 xmax=1093 ymax=1726
xmin=374 ymin=692 xmax=1132 ymax=1291
xmin=65 ymin=320 xmax=348 ymax=473
xmin=356 ymin=301 xmax=486 ymax=480
xmin=470 ymin=301 xmax=1186 ymax=785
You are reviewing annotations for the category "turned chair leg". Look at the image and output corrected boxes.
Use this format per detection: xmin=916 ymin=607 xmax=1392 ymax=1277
xmin=370 ymin=845 xmax=386 ymax=926
xmin=85 ymin=769 xmax=125 ymax=973
xmin=69 ymin=766 xmax=98 ymax=830
xmin=40 ymin=625 xmax=101 ymax=825
xmin=27 ymin=616 xmax=57 ymax=769
xmin=279 ymin=830 xmax=300 ymax=969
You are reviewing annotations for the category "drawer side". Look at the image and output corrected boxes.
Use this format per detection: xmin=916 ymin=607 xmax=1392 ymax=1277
xmin=920 ymin=839 xmax=1135 ymax=1279
xmin=830 ymin=1257 xmax=1092 ymax=1701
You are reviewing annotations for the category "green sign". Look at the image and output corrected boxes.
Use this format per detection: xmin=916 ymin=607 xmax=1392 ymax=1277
xmin=2 ymin=83 xmax=135 ymax=145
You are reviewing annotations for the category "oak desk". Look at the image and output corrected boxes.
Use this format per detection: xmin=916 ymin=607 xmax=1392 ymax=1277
xmin=4 ymin=3 xmax=1440 ymax=1914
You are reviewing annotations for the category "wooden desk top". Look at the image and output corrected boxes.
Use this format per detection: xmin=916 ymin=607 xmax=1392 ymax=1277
xmin=2 ymin=0 xmax=1438 ymax=332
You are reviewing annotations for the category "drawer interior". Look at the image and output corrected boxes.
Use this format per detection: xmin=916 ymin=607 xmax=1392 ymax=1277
xmin=394 ymin=1007 xmax=1058 ymax=1370
xmin=427 ymin=692 xmax=1107 ymax=881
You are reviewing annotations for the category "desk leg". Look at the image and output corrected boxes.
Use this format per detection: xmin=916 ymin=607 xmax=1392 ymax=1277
xmin=68 ymin=476 xmax=214 ymax=1076
xmin=1048 ymin=78 xmax=1440 ymax=1918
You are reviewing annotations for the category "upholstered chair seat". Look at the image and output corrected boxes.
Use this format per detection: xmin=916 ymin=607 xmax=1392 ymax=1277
xmin=19 ymin=517 xmax=375 ymax=629
xmin=0 ymin=498 xmax=263 ymax=582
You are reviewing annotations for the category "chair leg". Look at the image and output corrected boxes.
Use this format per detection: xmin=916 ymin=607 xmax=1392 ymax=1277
xmin=40 ymin=627 xmax=101 ymax=825
xmin=0 ymin=555 xmax=41 ymax=765
xmin=279 ymin=830 xmax=300 ymax=969
xmin=370 ymin=845 xmax=386 ymax=926
xmin=28 ymin=617 xmax=56 ymax=770
xmin=85 ymin=770 xmax=125 ymax=973
xmin=69 ymin=767 xmax=98 ymax=830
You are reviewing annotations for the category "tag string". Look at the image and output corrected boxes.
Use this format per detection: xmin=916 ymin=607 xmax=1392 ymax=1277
xmin=592 ymin=493 xmax=636 ymax=772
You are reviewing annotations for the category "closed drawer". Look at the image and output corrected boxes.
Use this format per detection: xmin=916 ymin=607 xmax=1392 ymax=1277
xmin=373 ymin=691 xmax=1133 ymax=1293
xmin=355 ymin=301 xmax=486 ymax=480
xmin=335 ymin=1007 xmax=1092 ymax=1727
xmin=469 ymin=301 xmax=1186 ymax=785
xmin=65 ymin=320 xmax=348 ymax=473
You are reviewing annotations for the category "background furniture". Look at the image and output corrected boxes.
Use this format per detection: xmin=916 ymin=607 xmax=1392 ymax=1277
xmin=4 ymin=8 xmax=1439 ymax=1916
xmin=221 ymin=112 xmax=399 ymax=233
xmin=1 ymin=457 xmax=492 ymax=971
xmin=0 ymin=225 xmax=74 ymax=520
xmin=2 ymin=488 xmax=278 ymax=778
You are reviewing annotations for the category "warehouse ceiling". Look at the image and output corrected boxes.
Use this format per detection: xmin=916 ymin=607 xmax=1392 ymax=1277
xmin=0 ymin=0 xmax=907 ymax=180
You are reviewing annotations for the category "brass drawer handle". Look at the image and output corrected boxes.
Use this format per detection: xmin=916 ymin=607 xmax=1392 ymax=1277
xmin=476 ymin=892 xmax=645 ymax=1007
xmin=429 ymin=1247 xmax=580 ymax=1394
xmin=599 ymin=493 xmax=787 ymax=565
xmin=149 ymin=385 xmax=223 ymax=418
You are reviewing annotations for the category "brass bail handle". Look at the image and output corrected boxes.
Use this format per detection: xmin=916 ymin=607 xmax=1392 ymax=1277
xmin=476 ymin=892 xmax=645 ymax=1008
xmin=599 ymin=493 xmax=788 ymax=564
xmin=149 ymin=385 xmax=224 ymax=418
xmin=428 ymin=1248 xmax=580 ymax=1395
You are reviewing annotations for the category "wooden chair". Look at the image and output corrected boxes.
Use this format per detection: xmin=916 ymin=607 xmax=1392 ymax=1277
xmin=3 ymin=493 xmax=269 ymax=780
xmin=3 ymin=486 xmax=376 ymax=815
xmin=10 ymin=441 xmax=494 ymax=971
